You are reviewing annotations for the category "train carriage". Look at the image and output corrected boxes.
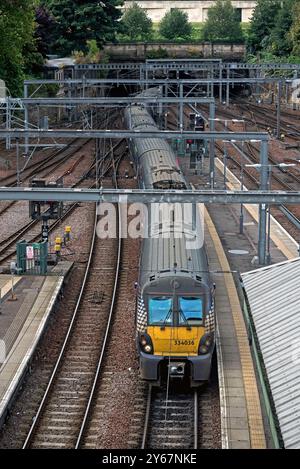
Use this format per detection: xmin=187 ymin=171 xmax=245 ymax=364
xmin=125 ymin=89 xmax=215 ymax=387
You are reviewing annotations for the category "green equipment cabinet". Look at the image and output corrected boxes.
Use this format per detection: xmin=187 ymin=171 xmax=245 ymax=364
xmin=171 ymin=139 xmax=185 ymax=157
xmin=16 ymin=241 xmax=48 ymax=275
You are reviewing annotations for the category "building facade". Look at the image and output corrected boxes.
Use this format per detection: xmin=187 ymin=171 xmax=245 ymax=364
xmin=123 ymin=1 xmax=256 ymax=23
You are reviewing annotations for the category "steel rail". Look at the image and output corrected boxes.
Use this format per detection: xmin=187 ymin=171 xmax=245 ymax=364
xmin=22 ymin=204 xmax=98 ymax=449
xmin=141 ymin=386 xmax=199 ymax=449
xmin=0 ymin=139 xmax=125 ymax=265
xmin=194 ymin=391 xmax=198 ymax=450
xmin=22 ymin=148 xmax=125 ymax=449
xmin=141 ymin=385 xmax=153 ymax=450
xmin=75 ymin=159 xmax=123 ymax=448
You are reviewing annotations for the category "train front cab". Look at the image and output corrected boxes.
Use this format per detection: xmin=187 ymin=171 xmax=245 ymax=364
xmin=138 ymin=281 xmax=215 ymax=387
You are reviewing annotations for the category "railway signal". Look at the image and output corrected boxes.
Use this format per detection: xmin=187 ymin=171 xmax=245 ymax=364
xmin=29 ymin=178 xmax=64 ymax=243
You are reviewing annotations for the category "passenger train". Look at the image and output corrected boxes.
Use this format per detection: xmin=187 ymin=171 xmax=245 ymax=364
xmin=124 ymin=88 xmax=215 ymax=387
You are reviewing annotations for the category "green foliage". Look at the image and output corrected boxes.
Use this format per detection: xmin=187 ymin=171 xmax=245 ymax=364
xmin=44 ymin=0 xmax=123 ymax=55
xmin=121 ymin=3 xmax=152 ymax=40
xmin=267 ymin=0 xmax=295 ymax=56
xmin=145 ymin=47 xmax=169 ymax=59
xmin=73 ymin=39 xmax=109 ymax=64
xmin=247 ymin=0 xmax=282 ymax=52
xmin=159 ymin=8 xmax=192 ymax=40
xmin=0 ymin=1 xmax=37 ymax=96
xmin=35 ymin=4 xmax=56 ymax=57
xmin=202 ymin=0 xmax=244 ymax=42
xmin=289 ymin=2 xmax=300 ymax=56
xmin=247 ymin=0 xmax=300 ymax=63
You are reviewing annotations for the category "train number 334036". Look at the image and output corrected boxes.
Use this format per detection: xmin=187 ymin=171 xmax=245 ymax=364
xmin=174 ymin=340 xmax=195 ymax=346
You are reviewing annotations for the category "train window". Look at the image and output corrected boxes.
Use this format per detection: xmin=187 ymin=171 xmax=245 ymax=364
xmin=178 ymin=297 xmax=203 ymax=324
xmin=149 ymin=297 xmax=173 ymax=325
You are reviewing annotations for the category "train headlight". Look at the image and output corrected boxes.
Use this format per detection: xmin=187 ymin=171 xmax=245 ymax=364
xmin=139 ymin=333 xmax=154 ymax=354
xmin=199 ymin=333 xmax=214 ymax=355
xmin=140 ymin=336 xmax=147 ymax=346
xmin=199 ymin=344 xmax=209 ymax=354
xmin=204 ymin=336 xmax=213 ymax=347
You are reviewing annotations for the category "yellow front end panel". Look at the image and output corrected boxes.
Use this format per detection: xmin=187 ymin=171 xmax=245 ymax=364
xmin=147 ymin=326 xmax=205 ymax=356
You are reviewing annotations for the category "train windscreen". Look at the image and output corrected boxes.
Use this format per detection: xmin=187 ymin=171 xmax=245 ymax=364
xmin=178 ymin=297 xmax=203 ymax=324
xmin=149 ymin=297 xmax=173 ymax=324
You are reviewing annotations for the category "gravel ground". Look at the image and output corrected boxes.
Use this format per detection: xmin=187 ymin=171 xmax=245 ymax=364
xmin=80 ymin=166 xmax=142 ymax=449
xmin=0 ymin=144 xmax=94 ymax=245
xmin=0 ymin=204 xmax=95 ymax=448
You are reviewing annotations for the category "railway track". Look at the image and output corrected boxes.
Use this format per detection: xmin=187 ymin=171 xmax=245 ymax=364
xmin=0 ymin=139 xmax=126 ymax=267
xmin=142 ymin=385 xmax=198 ymax=449
xmin=215 ymin=143 xmax=300 ymax=239
xmin=0 ymin=109 xmax=119 ymax=220
xmin=0 ymin=149 xmax=128 ymax=449
xmin=0 ymin=140 xmax=89 ymax=189
xmin=141 ymin=380 xmax=220 ymax=450
xmin=218 ymin=101 xmax=300 ymax=140
xmin=75 ymin=175 xmax=139 ymax=449
xmin=21 ymin=153 xmax=131 ymax=449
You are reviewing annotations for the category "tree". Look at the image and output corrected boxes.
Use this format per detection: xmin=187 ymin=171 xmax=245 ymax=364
xmin=44 ymin=0 xmax=123 ymax=56
xmin=121 ymin=2 xmax=152 ymax=40
xmin=267 ymin=0 xmax=295 ymax=56
xmin=0 ymin=1 xmax=37 ymax=96
xmin=35 ymin=4 xmax=57 ymax=57
xmin=159 ymin=8 xmax=192 ymax=40
xmin=202 ymin=0 xmax=243 ymax=42
xmin=289 ymin=2 xmax=300 ymax=56
xmin=247 ymin=0 xmax=282 ymax=53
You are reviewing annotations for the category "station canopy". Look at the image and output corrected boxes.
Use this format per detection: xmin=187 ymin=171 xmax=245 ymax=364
xmin=241 ymin=258 xmax=300 ymax=449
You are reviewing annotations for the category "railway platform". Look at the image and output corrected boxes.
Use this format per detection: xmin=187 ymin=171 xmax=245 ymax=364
xmin=198 ymin=157 xmax=299 ymax=449
xmin=215 ymin=158 xmax=299 ymax=261
xmin=204 ymin=208 xmax=266 ymax=449
xmin=0 ymin=261 xmax=72 ymax=428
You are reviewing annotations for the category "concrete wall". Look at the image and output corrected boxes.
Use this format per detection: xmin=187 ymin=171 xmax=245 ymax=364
xmin=123 ymin=1 xmax=256 ymax=23
xmin=104 ymin=42 xmax=246 ymax=60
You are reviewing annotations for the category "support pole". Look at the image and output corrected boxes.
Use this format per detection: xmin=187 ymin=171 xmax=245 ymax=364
xmin=24 ymin=84 xmax=29 ymax=155
xmin=179 ymin=84 xmax=183 ymax=131
xmin=210 ymin=66 xmax=214 ymax=98
xmin=209 ymin=102 xmax=215 ymax=189
xmin=239 ymin=147 xmax=244 ymax=234
xmin=276 ymin=80 xmax=282 ymax=139
xmin=140 ymin=65 xmax=144 ymax=90
xmin=16 ymin=138 xmax=20 ymax=187
xmin=145 ymin=65 xmax=148 ymax=90
xmin=219 ymin=66 xmax=222 ymax=103
xmin=226 ymin=68 xmax=230 ymax=107
xmin=6 ymin=96 xmax=11 ymax=150
xmin=68 ymin=83 xmax=72 ymax=122
xmin=258 ymin=141 xmax=269 ymax=265
xmin=207 ymin=71 xmax=210 ymax=97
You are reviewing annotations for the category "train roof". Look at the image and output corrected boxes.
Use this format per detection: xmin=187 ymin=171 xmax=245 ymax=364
xmin=125 ymin=105 xmax=186 ymax=189
xmin=139 ymin=204 xmax=209 ymax=287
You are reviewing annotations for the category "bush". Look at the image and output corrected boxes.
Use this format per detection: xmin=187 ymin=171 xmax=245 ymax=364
xmin=202 ymin=0 xmax=244 ymax=43
xmin=159 ymin=9 xmax=192 ymax=40
xmin=121 ymin=2 xmax=153 ymax=41
xmin=145 ymin=47 xmax=169 ymax=59
xmin=73 ymin=40 xmax=109 ymax=64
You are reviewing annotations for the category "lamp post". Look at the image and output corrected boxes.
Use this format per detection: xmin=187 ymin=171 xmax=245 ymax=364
xmin=245 ymin=162 xmax=296 ymax=264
